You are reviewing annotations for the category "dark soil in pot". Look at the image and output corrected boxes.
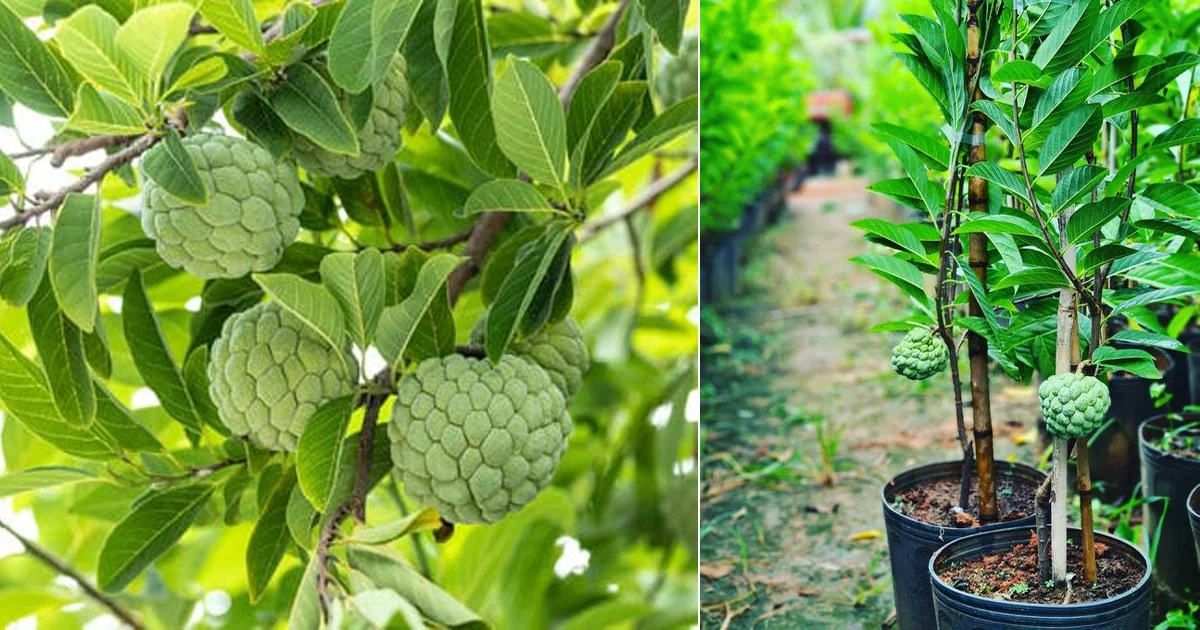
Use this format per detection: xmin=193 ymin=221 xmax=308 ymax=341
xmin=936 ymin=530 xmax=1141 ymax=604
xmin=882 ymin=460 xmax=1045 ymax=630
xmin=1140 ymin=413 xmax=1200 ymax=599
xmin=930 ymin=527 xmax=1151 ymax=629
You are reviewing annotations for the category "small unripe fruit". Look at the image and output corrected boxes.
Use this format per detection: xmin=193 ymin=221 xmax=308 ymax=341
xmin=208 ymin=302 xmax=358 ymax=451
xmin=389 ymin=354 xmax=572 ymax=524
xmin=1039 ymin=372 xmax=1111 ymax=439
xmin=141 ymin=134 xmax=304 ymax=279
xmin=891 ymin=328 xmax=948 ymax=381
xmin=294 ymin=60 xmax=410 ymax=179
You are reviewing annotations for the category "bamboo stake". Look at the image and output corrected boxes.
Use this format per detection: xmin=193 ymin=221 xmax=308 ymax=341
xmin=1051 ymin=207 xmax=1078 ymax=584
xmin=965 ymin=0 xmax=997 ymax=523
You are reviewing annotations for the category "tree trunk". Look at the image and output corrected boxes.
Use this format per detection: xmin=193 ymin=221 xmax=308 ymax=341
xmin=1050 ymin=208 xmax=1078 ymax=584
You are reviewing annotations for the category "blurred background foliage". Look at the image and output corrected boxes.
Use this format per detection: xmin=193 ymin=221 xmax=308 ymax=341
xmin=0 ymin=1 xmax=699 ymax=628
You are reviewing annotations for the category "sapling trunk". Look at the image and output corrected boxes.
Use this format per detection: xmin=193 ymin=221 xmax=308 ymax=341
xmin=965 ymin=0 xmax=997 ymax=523
xmin=1050 ymin=206 xmax=1078 ymax=584
xmin=1077 ymin=441 xmax=1097 ymax=583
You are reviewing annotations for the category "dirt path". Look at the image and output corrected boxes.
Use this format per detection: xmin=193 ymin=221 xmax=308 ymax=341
xmin=700 ymin=176 xmax=1040 ymax=628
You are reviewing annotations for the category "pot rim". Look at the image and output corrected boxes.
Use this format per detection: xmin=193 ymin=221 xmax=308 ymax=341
xmin=880 ymin=459 xmax=1046 ymax=534
xmin=928 ymin=527 xmax=1151 ymax=611
xmin=1189 ymin=483 xmax=1200 ymax=522
xmin=1139 ymin=413 xmax=1200 ymax=460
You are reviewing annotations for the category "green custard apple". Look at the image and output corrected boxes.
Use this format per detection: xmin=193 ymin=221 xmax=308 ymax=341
xmin=471 ymin=317 xmax=590 ymax=400
xmin=891 ymin=328 xmax=948 ymax=381
xmin=294 ymin=59 xmax=410 ymax=179
xmin=208 ymin=302 xmax=358 ymax=452
xmin=1039 ymin=372 xmax=1111 ymax=439
xmin=141 ymin=133 xmax=304 ymax=279
xmin=389 ymin=354 xmax=573 ymax=524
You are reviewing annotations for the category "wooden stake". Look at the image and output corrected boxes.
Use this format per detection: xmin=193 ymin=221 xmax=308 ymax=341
xmin=1051 ymin=205 xmax=1078 ymax=584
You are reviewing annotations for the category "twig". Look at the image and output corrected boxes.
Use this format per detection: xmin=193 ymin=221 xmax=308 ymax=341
xmin=50 ymin=135 xmax=138 ymax=168
xmin=389 ymin=227 xmax=474 ymax=253
xmin=145 ymin=458 xmax=246 ymax=483
xmin=455 ymin=344 xmax=486 ymax=358
xmin=0 ymin=518 xmax=145 ymax=629
xmin=560 ymin=0 xmax=632 ymax=108
xmin=0 ymin=134 xmax=159 ymax=231
xmin=580 ymin=158 xmax=698 ymax=241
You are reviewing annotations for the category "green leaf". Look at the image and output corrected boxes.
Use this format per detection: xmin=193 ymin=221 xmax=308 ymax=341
xmin=295 ymin=395 xmax=355 ymax=512
xmin=993 ymin=59 xmax=1044 ymax=83
xmin=972 ymin=101 xmax=1018 ymax=145
xmin=601 ymin=95 xmax=697 ymax=177
xmin=643 ymin=0 xmax=686 ymax=53
xmin=28 ymin=278 xmax=95 ymax=428
xmin=1037 ymin=105 xmax=1101 ymax=177
xmin=271 ymin=63 xmax=359 ymax=156
xmin=1110 ymin=329 xmax=1186 ymax=353
xmin=1093 ymin=346 xmax=1161 ymax=380
xmin=0 ymin=466 xmax=95 ymax=498
xmin=182 ymin=346 xmax=225 ymax=435
xmin=849 ymin=252 xmax=931 ymax=307
xmin=1110 ymin=287 xmax=1200 ymax=317
xmin=485 ymin=224 xmax=570 ymax=362
xmin=347 ymin=545 xmax=486 ymax=629
xmin=164 ymin=56 xmax=228 ymax=96
xmin=141 ymin=129 xmax=209 ymax=205
xmin=1149 ymin=118 xmax=1200 ymax=150
xmin=321 ymin=250 xmax=386 ymax=348
xmin=458 ymin=179 xmax=555 ymax=218
xmin=1030 ymin=0 xmax=1097 ymax=75
xmin=565 ymin=60 xmax=622 ymax=149
xmin=288 ymin=554 xmax=323 ymax=630
xmin=1139 ymin=183 xmax=1200 ymax=218
xmin=493 ymin=57 xmax=567 ymax=186
xmin=231 ymin=90 xmax=293 ymax=157
xmin=286 ymin=483 xmax=318 ymax=549
xmin=871 ymin=122 xmax=948 ymax=171
xmin=54 ymin=5 xmax=141 ymax=105
xmin=1101 ymin=92 xmax=1165 ymax=119
xmin=1065 ymin=197 xmax=1129 ymax=245
xmin=1140 ymin=51 xmax=1200 ymax=94
xmin=0 ymin=1 xmax=76 ymax=116
xmin=114 ymin=3 xmax=195 ymax=98
xmin=122 ymin=270 xmax=203 ymax=435
xmin=252 ymin=273 xmax=348 ymax=359
xmin=850 ymin=218 xmax=930 ymax=260
xmin=0 ymin=227 xmax=51 ymax=306
xmin=198 ymin=0 xmax=264 ymax=54
xmin=0 ymin=332 xmax=113 ymax=459
xmin=349 ymin=589 xmax=425 ymax=629
xmin=247 ymin=467 xmax=296 ymax=602
xmin=375 ymin=253 xmax=462 ymax=364
xmin=955 ymin=214 xmax=1043 ymax=238
xmin=98 ymin=484 xmax=213 ymax=592
xmin=480 ymin=225 xmax=541 ymax=305
xmin=65 ymin=84 xmax=146 ymax=136
xmin=572 ymin=81 xmax=646 ymax=187
xmin=328 ymin=0 xmax=420 ymax=93
xmin=1030 ymin=68 xmax=1089 ymax=138
xmin=0 ymin=150 xmax=22 ymax=196
xmin=990 ymin=267 xmax=1069 ymax=290
xmin=1051 ymin=164 xmax=1107 ymax=211
xmin=82 ymin=314 xmax=112 ymax=378
xmin=404 ymin=0 xmax=448 ymax=128
xmin=347 ymin=508 xmax=440 ymax=544
xmin=94 ymin=381 xmax=164 ymax=452
xmin=48 ymin=193 xmax=101 ymax=332
xmin=445 ymin=0 xmax=513 ymax=176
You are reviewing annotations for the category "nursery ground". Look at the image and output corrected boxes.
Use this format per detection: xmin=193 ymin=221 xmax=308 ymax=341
xmin=699 ymin=175 xmax=1043 ymax=628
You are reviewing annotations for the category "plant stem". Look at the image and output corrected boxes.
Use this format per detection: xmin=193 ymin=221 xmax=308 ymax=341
xmin=0 ymin=518 xmax=145 ymax=629
xmin=1077 ymin=440 xmax=1096 ymax=583
xmin=1035 ymin=473 xmax=1052 ymax=583
xmin=965 ymin=0 xmax=997 ymax=523
xmin=559 ymin=0 xmax=632 ymax=108
xmin=579 ymin=158 xmax=698 ymax=241
xmin=1050 ymin=205 xmax=1078 ymax=585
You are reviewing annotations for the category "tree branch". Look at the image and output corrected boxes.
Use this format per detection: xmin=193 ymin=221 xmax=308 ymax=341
xmin=50 ymin=135 xmax=139 ymax=168
xmin=0 ymin=134 xmax=159 ymax=231
xmin=560 ymin=0 xmax=633 ymax=108
xmin=0 ymin=518 xmax=145 ymax=629
xmin=388 ymin=227 xmax=474 ymax=253
xmin=580 ymin=158 xmax=697 ymax=242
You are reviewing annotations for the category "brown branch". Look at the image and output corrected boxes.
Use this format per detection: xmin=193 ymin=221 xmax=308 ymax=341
xmin=0 ymin=134 xmax=159 ymax=231
xmin=51 ymin=135 xmax=138 ymax=168
xmin=0 ymin=518 xmax=145 ymax=629
xmin=145 ymin=458 xmax=246 ymax=483
xmin=580 ymin=158 xmax=697 ymax=241
xmin=1035 ymin=472 xmax=1053 ymax=583
xmin=1077 ymin=441 xmax=1097 ymax=583
xmin=560 ymin=0 xmax=632 ymax=108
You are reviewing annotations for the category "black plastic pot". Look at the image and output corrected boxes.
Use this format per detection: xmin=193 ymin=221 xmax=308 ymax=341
xmin=1088 ymin=349 xmax=1176 ymax=504
xmin=881 ymin=460 xmax=1044 ymax=630
xmin=1139 ymin=414 xmax=1200 ymax=598
xmin=699 ymin=231 xmax=740 ymax=305
xmin=1187 ymin=335 xmax=1200 ymax=406
xmin=930 ymin=527 xmax=1151 ymax=629
xmin=1189 ymin=483 xmax=1200 ymax=570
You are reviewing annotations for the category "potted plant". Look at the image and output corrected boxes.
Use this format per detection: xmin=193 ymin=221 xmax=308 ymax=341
xmin=1139 ymin=414 xmax=1200 ymax=598
xmin=918 ymin=0 xmax=1200 ymax=625
xmin=1189 ymin=482 xmax=1200 ymax=567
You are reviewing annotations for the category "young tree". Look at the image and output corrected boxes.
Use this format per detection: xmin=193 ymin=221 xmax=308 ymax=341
xmin=0 ymin=0 xmax=698 ymax=625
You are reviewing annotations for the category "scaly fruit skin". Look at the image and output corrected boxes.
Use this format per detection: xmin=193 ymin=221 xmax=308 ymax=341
xmin=141 ymin=134 xmax=303 ymax=279
xmin=471 ymin=317 xmax=590 ymax=400
xmin=657 ymin=33 xmax=698 ymax=107
xmin=389 ymin=354 xmax=572 ymax=524
xmin=1039 ymin=372 xmax=1111 ymax=439
xmin=294 ymin=60 xmax=409 ymax=179
xmin=208 ymin=302 xmax=358 ymax=452
xmin=891 ymin=328 xmax=948 ymax=380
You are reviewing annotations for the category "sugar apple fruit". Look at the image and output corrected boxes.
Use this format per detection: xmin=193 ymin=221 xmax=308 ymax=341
xmin=208 ymin=302 xmax=358 ymax=452
xmin=891 ymin=328 xmax=948 ymax=380
xmin=141 ymin=134 xmax=304 ymax=279
xmin=1039 ymin=372 xmax=1111 ymax=439
xmin=389 ymin=354 xmax=573 ymax=524
xmin=471 ymin=317 xmax=590 ymax=400
xmin=294 ymin=59 xmax=409 ymax=179
xmin=657 ymin=33 xmax=698 ymax=107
